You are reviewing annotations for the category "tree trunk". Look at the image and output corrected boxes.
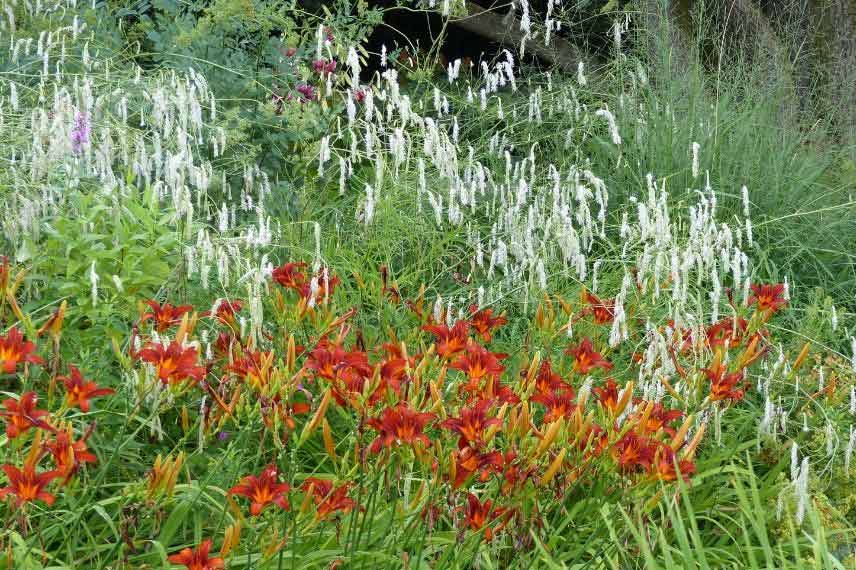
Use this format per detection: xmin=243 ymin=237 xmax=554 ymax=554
xmin=829 ymin=0 xmax=856 ymax=153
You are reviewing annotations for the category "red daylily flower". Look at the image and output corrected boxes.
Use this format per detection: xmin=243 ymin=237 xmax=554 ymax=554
xmin=260 ymin=395 xmax=311 ymax=431
xmin=593 ymin=379 xmax=620 ymax=412
xmin=703 ymin=363 xmax=747 ymax=402
xmin=585 ymin=292 xmax=615 ymax=324
xmin=168 ymin=539 xmax=224 ymax=570
xmin=451 ymin=343 xmax=506 ymax=393
xmin=368 ymin=343 xmax=412 ymax=405
xmin=45 ymin=426 xmax=97 ymax=479
xmin=531 ymin=388 xmax=577 ymax=423
xmin=637 ymin=402 xmax=683 ymax=436
xmin=423 ymin=321 xmax=470 ymax=359
xmin=367 ymin=402 xmax=435 ymax=454
xmin=461 ymin=493 xmax=509 ymax=541
xmin=137 ymin=341 xmax=206 ymax=385
xmin=226 ymin=349 xmax=274 ymax=389
xmin=613 ymin=432 xmax=657 ymax=473
xmin=501 ymin=450 xmax=535 ymax=493
xmin=271 ymin=262 xmax=307 ymax=291
xmin=59 ymin=366 xmax=114 ymax=412
xmin=565 ymin=337 xmax=613 ymax=374
xmin=451 ymin=447 xmax=503 ymax=488
xmin=533 ymin=359 xmax=569 ymax=396
xmin=297 ymin=269 xmax=341 ymax=305
xmin=305 ymin=338 xmax=371 ymax=381
xmin=748 ymin=283 xmax=787 ymax=313
xmin=0 ymin=458 xmax=60 ymax=507
xmin=230 ymin=464 xmax=291 ymax=516
xmin=0 ymin=327 xmax=44 ymax=373
xmin=1 ymin=391 xmax=53 ymax=438
xmin=440 ymin=399 xmax=501 ymax=448
xmin=140 ymin=300 xmax=193 ymax=332
xmin=650 ymin=446 xmax=696 ymax=482
xmin=301 ymin=478 xmax=357 ymax=520
xmin=491 ymin=381 xmax=521 ymax=405
xmin=306 ymin=338 xmax=372 ymax=406
xmin=706 ymin=317 xmax=749 ymax=349
xmin=468 ymin=305 xmax=507 ymax=342
xmin=208 ymin=299 xmax=243 ymax=326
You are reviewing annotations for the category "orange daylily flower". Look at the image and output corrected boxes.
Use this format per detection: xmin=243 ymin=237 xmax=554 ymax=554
xmin=168 ymin=539 xmax=225 ymax=570
xmin=229 ymin=464 xmax=291 ymax=516
xmin=301 ymin=478 xmax=357 ymax=520
xmin=585 ymin=292 xmax=615 ymax=324
xmin=440 ymin=399 xmax=501 ymax=448
xmin=0 ymin=327 xmax=44 ymax=373
xmin=271 ymin=262 xmax=308 ymax=291
xmin=565 ymin=337 xmax=612 ymax=374
xmin=636 ymin=402 xmax=683 ymax=436
xmin=703 ymin=364 xmax=747 ymax=402
xmin=305 ymin=338 xmax=371 ymax=381
xmin=491 ymin=381 xmax=521 ymax=405
xmin=748 ymin=283 xmax=787 ymax=313
xmin=451 ymin=343 xmax=506 ymax=393
xmin=368 ymin=343 xmax=412 ymax=405
xmin=1 ymin=391 xmax=53 ymax=438
xmin=208 ymin=299 xmax=244 ymax=326
xmin=298 ymin=269 xmax=341 ymax=305
xmin=226 ymin=349 xmax=274 ymax=389
xmin=706 ymin=317 xmax=748 ymax=349
xmin=593 ymin=379 xmax=620 ymax=412
xmin=136 ymin=341 xmax=207 ymax=385
xmin=59 ymin=366 xmax=114 ymax=412
xmin=467 ymin=304 xmax=507 ymax=342
xmin=531 ymin=388 xmax=577 ymax=423
xmin=305 ymin=338 xmax=372 ymax=406
xmin=367 ymin=402 xmax=435 ymax=454
xmin=533 ymin=359 xmax=569 ymax=396
xmin=451 ymin=447 xmax=503 ymax=488
xmin=500 ymin=450 xmax=535 ymax=493
xmin=260 ymin=395 xmax=311 ymax=432
xmin=0 ymin=457 xmax=60 ymax=507
xmin=140 ymin=300 xmax=194 ymax=332
xmin=612 ymin=432 xmax=657 ymax=473
xmin=44 ymin=425 xmax=97 ymax=479
xmin=461 ymin=493 xmax=509 ymax=541
xmin=650 ymin=446 xmax=696 ymax=482
xmin=423 ymin=320 xmax=470 ymax=359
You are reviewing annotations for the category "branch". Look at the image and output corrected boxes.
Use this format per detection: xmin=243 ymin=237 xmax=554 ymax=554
xmin=450 ymin=1 xmax=598 ymax=73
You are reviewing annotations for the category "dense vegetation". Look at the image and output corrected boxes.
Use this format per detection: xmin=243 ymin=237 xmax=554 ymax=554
xmin=0 ymin=1 xmax=854 ymax=568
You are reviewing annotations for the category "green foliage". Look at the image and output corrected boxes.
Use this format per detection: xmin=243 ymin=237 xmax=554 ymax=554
xmin=20 ymin=188 xmax=178 ymax=338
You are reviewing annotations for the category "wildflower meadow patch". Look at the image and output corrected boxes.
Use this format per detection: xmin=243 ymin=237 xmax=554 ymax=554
xmin=0 ymin=1 xmax=854 ymax=569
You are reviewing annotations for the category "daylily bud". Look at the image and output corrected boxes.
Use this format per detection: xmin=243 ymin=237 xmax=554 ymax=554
xmin=539 ymin=447 xmax=567 ymax=486
xmin=322 ymin=418 xmax=337 ymax=462
xmin=300 ymin=388 xmax=332 ymax=444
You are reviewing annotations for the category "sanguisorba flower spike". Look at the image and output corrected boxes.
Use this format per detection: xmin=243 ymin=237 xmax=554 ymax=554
xmin=0 ymin=327 xmax=44 ymax=373
xmin=168 ymin=539 xmax=225 ymax=570
xmin=229 ymin=464 xmax=291 ymax=516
